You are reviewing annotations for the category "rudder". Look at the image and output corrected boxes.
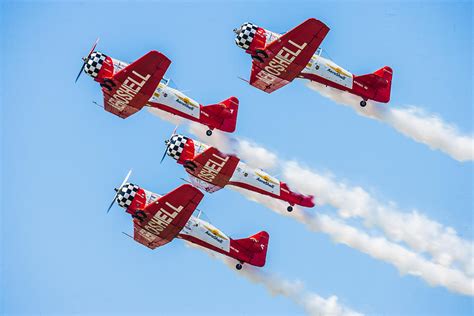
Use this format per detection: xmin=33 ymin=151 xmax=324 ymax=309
xmin=232 ymin=231 xmax=269 ymax=267
xmin=202 ymin=96 xmax=239 ymax=133
xmin=354 ymin=66 xmax=393 ymax=103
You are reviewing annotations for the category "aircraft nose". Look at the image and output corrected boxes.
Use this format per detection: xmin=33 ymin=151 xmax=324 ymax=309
xmin=116 ymin=183 xmax=139 ymax=208
xmin=166 ymin=134 xmax=188 ymax=161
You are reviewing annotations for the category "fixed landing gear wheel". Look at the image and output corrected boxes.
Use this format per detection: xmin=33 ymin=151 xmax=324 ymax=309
xmin=206 ymin=130 xmax=213 ymax=136
xmin=287 ymin=206 xmax=293 ymax=212
xmin=236 ymin=263 xmax=243 ymax=270
xmin=360 ymin=100 xmax=367 ymax=107
xmin=251 ymin=55 xmax=264 ymax=63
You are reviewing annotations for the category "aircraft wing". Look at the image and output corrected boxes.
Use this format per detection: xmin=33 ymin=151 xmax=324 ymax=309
xmin=250 ymin=18 xmax=329 ymax=93
xmin=103 ymin=50 xmax=171 ymax=118
xmin=133 ymin=184 xmax=204 ymax=249
xmin=186 ymin=147 xmax=240 ymax=187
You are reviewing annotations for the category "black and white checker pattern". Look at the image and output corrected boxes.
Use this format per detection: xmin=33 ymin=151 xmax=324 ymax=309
xmin=235 ymin=22 xmax=258 ymax=50
xmin=116 ymin=183 xmax=139 ymax=208
xmin=167 ymin=134 xmax=188 ymax=161
xmin=84 ymin=51 xmax=107 ymax=78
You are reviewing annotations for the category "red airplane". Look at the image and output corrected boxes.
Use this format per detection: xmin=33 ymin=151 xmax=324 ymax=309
xmin=162 ymin=134 xmax=315 ymax=212
xmin=108 ymin=171 xmax=269 ymax=270
xmin=76 ymin=40 xmax=238 ymax=136
xmin=233 ymin=18 xmax=393 ymax=107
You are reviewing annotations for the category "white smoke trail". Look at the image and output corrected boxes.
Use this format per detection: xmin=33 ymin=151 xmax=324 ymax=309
xmin=283 ymin=161 xmax=474 ymax=277
xmin=186 ymin=242 xmax=363 ymax=316
xmin=150 ymin=108 xmax=474 ymax=295
xmin=230 ymin=188 xmax=474 ymax=297
xmin=187 ymin=122 xmax=278 ymax=169
xmin=147 ymin=107 xmax=186 ymax=126
xmin=307 ymin=81 xmax=474 ymax=162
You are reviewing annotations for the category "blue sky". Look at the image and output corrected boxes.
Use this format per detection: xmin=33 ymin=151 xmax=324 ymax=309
xmin=1 ymin=1 xmax=472 ymax=315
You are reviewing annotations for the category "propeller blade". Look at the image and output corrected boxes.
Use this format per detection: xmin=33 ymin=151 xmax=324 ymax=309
xmin=160 ymin=144 xmax=169 ymax=164
xmin=75 ymin=38 xmax=100 ymax=83
xmin=87 ymin=38 xmax=100 ymax=57
xmin=75 ymin=63 xmax=86 ymax=83
xmin=119 ymin=169 xmax=132 ymax=189
xmin=171 ymin=124 xmax=178 ymax=136
xmin=160 ymin=125 xmax=179 ymax=164
xmin=106 ymin=169 xmax=132 ymax=214
xmin=106 ymin=194 xmax=118 ymax=213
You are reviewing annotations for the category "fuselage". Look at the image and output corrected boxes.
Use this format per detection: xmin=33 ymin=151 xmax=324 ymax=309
xmin=236 ymin=22 xmax=391 ymax=103
xmin=167 ymin=135 xmax=315 ymax=208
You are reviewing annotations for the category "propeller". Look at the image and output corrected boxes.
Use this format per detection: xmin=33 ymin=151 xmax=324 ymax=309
xmin=107 ymin=169 xmax=132 ymax=213
xmin=160 ymin=125 xmax=179 ymax=164
xmin=75 ymin=38 xmax=100 ymax=83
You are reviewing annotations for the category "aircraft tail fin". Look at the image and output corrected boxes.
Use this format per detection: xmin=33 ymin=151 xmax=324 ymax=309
xmin=355 ymin=66 xmax=393 ymax=103
xmin=231 ymin=231 xmax=269 ymax=267
xmin=201 ymin=96 xmax=239 ymax=133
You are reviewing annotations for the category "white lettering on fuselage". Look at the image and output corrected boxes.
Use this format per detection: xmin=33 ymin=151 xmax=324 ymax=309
xmin=255 ymin=40 xmax=307 ymax=86
xmin=107 ymin=71 xmax=151 ymax=111
xmin=197 ymin=154 xmax=229 ymax=183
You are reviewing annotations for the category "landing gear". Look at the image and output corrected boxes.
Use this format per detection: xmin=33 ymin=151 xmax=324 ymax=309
xmin=132 ymin=210 xmax=147 ymax=223
xmin=206 ymin=129 xmax=213 ymax=136
xmin=103 ymin=78 xmax=116 ymax=87
xmin=100 ymin=78 xmax=116 ymax=91
xmin=287 ymin=205 xmax=293 ymax=212
xmin=255 ymin=49 xmax=268 ymax=59
xmin=360 ymin=100 xmax=367 ymax=107
xmin=236 ymin=263 xmax=243 ymax=270
xmin=100 ymin=82 xmax=112 ymax=91
xmin=251 ymin=55 xmax=264 ymax=63
xmin=184 ymin=160 xmax=197 ymax=172
xmin=251 ymin=49 xmax=268 ymax=63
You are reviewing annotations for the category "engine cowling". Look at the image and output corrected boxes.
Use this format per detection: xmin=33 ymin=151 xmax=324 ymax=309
xmin=83 ymin=51 xmax=114 ymax=81
xmin=166 ymin=134 xmax=189 ymax=161
xmin=234 ymin=22 xmax=260 ymax=50
xmin=116 ymin=183 xmax=139 ymax=208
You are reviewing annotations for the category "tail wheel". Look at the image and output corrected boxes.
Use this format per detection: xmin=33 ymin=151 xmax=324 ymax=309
xmin=360 ymin=100 xmax=367 ymax=107
xmin=236 ymin=263 xmax=243 ymax=270
xmin=287 ymin=205 xmax=293 ymax=212
xmin=255 ymin=49 xmax=268 ymax=59
xmin=251 ymin=55 xmax=264 ymax=63
xmin=206 ymin=129 xmax=213 ymax=136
